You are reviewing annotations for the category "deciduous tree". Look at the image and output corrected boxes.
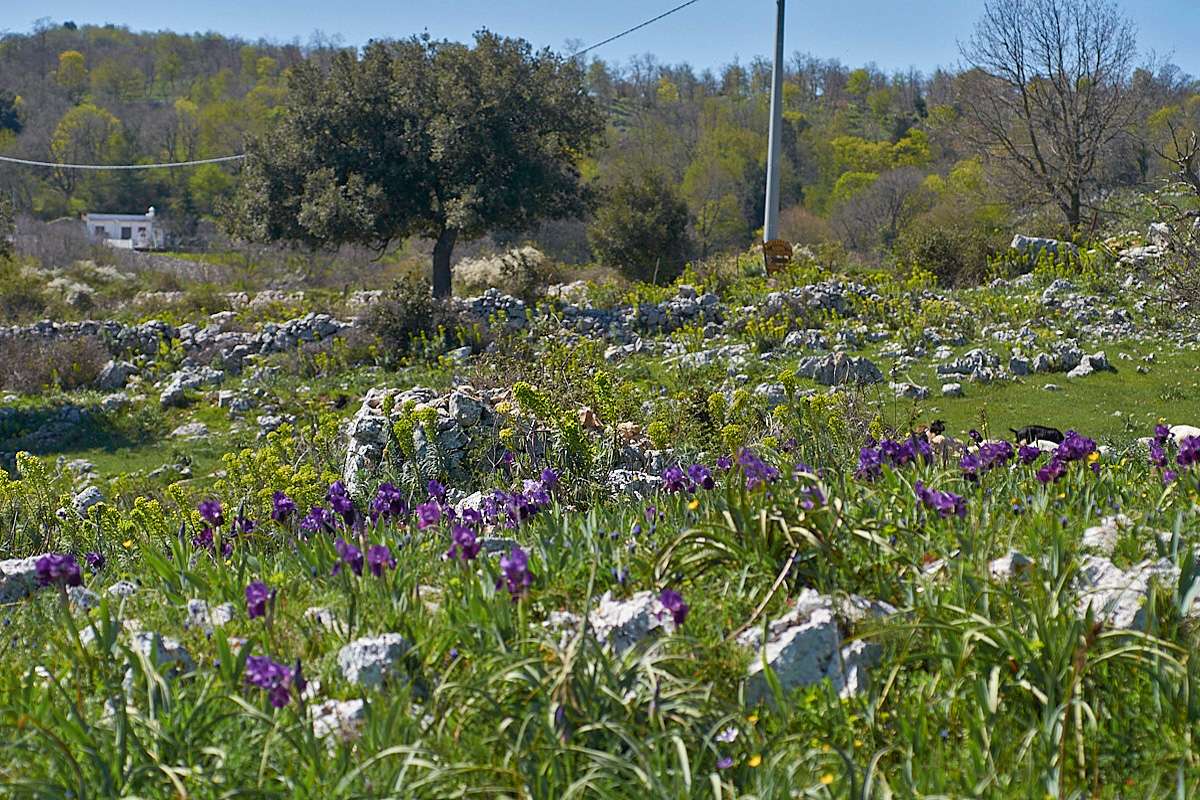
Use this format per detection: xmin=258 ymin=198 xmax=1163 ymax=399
xmin=226 ymin=33 xmax=603 ymax=297
xmin=959 ymin=0 xmax=1142 ymax=231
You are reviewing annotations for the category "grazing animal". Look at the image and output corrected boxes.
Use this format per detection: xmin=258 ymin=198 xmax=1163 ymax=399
xmin=1010 ymin=425 xmax=1065 ymax=445
xmin=927 ymin=419 xmax=960 ymax=457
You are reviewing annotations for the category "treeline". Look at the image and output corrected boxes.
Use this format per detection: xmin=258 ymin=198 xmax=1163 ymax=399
xmin=1 ymin=17 xmax=1199 ymax=277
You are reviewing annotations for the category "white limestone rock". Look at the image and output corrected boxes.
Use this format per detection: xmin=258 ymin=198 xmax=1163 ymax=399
xmin=337 ymin=634 xmax=411 ymax=688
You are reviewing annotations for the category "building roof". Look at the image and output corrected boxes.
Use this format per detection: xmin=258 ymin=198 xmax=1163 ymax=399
xmin=84 ymin=213 xmax=153 ymax=221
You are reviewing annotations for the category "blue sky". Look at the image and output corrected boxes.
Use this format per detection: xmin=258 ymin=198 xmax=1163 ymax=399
xmin=10 ymin=1 xmax=1200 ymax=76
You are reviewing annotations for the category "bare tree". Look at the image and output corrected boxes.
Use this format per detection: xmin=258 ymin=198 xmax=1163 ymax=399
xmin=831 ymin=167 xmax=928 ymax=253
xmin=1149 ymin=121 xmax=1200 ymax=312
xmin=958 ymin=0 xmax=1142 ymax=232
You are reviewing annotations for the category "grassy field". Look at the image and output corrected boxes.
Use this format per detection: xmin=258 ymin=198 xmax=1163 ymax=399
xmin=4 ymin=255 xmax=1200 ymax=796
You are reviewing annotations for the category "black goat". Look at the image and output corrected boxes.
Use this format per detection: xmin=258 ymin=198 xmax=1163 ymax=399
xmin=1010 ymin=425 xmax=1065 ymax=445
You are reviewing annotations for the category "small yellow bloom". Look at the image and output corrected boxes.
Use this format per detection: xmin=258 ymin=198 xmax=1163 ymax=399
xmin=820 ymin=774 xmax=834 ymax=785
xmin=687 ymin=498 xmax=700 ymax=511
xmin=748 ymin=754 xmax=762 ymax=768
xmin=747 ymin=713 xmax=758 ymax=725
xmin=821 ymin=743 xmax=831 ymax=753
xmin=122 ymin=539 xmax=134 ymax=549
xmin=1088 ymin=452 xmax=1100 ymax=464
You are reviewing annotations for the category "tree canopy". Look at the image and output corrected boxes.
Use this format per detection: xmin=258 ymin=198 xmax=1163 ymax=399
xmin=225 ymin=32 xmax=603 ymax=296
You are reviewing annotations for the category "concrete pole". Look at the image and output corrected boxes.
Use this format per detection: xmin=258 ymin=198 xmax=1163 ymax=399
xmin=763 ymin=0 xmax=785 ymax=242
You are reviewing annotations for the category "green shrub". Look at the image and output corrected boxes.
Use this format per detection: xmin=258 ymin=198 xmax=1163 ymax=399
xmin=589 ymin=170 xmax=691 ymax=284
xmin=895 ymin=224 xmax=996 ymax=287
xmin=365 ymin=273 xmax=472 ymax=358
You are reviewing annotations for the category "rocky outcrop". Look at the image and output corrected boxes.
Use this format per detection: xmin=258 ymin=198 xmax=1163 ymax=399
xmin=737 ymin=589 xmax=895 ymax=706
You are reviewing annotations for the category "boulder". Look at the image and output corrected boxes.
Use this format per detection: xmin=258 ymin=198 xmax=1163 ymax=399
xmin=337 ymin=634 xmax=411 ymax=688
xmin=891 ymin=382 xmax=929 ymax=400
xmin=1067 ymin=360 xmax=1094 ymax=378
xmin=448 ymin=391 xmax=484 ymax=427
xmin=1076 ymin=555 xmax=1179 ymax=630
xmin=1011 ymin=234 xmax=1079 ymax=263
xmin=737 ymin=589 xmax=893 ymax=705
xmin=96 ymin=360 xmax=137 ymax=391
xmin=311 ymin=699 xmax=367 ymax=742
xmin=1170 ymin=425 xmax=1200 ymax=445
xmin=606 ymin=470 xmax=663 ymax=499
xmin=941 ymin=382 xmax=964 ymax=398
xmin=73 ymin=486 xmax=105 ymax=516
xmin=0 ymin=557 xmax=41 ymax=603
xmin=1081 ymin=514 xmax=1132 ymax=555
xmin=588 ymin=591 xmax=678 ymax=655
xmin=796 ymin=352 xmax=883 ymax=386
xmin=171 ymin=422 xmax=210 ymax=439
xmin=988 ymin=550 xmax=1034 ymax=582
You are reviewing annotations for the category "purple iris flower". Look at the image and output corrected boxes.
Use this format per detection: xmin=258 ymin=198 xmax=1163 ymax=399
xmin=35 ymin=553 xmax=82 ymax=588
xmin=738 ymin=449 xmax=780 ymax=490
xmin=333 ymin=538 xmax=364 ymax=576
xmin=198 ymin=499 xmax=224 ymax=528
xmin=193 ymin=528 xmax=214 ymax=550
xmin=716 ymin=455 xmax=733 ymax=471
xmin=84 ymin=551 xmax=105 ymax=572
xmin=367 ymin=544 xmax=395 ymax=577
xmin=978 ymin=440 xmax=1014 ymax=470
xmin=717 ymin=756 xmax=734 ymax=770
xmin=539 ymin=468 xmax=559 ymax=489
xmin=1150 ymin=439 xmax=1168 ymax=468
xmin=326 ymin=481 xmax=356 ymax=521
xmin=1177 ymin=436 xmax=1200 ymax=468
xmin=799 ymin=484 xmax=825 ymax=510
xmin=416 ymin=501 xmax=442 ymax=530
xmin=1018 ymin=444 xmax=1042 ymax=465
xmin=1036 ymin=457 xmax=1067 ymax=483
xmin=688 ymin=464 xmax=715 ymax=490
xmin=497 ymin=546 xmax=534 ymax=599
xmin=300 ymin=506 xmax=333 ymax=534
xmin=659 ymin=588 xmax=689 ymax=625
xmin=661 ymin=465 xmax=689 ymax=493
xmin=446 ymin=524 xmax=481 ymax=561
xmin=1155 ymin=424 xmax=1172 ymax=445
xmin=914 ymin=481 xmax=967 ymax=518
xmin=427 ymin=479 xmax=447 ymax=502
xmin=371 ymin=482 xmax=408 ymax=522
xmin=856 ymin=447 xmax=883 ymax=481
xmin=246 ymin=581 xmax=270 ymax=619
xmin=1057 ymin=431 xmax=1096 ymax=462
xmin=968 ymin=429 xmax=983 ymax=444
xmin=959 ymin=452 xmax=981 ymax=480
xmin=244 ymin=655 xmax=294 ymax=708
xmin=271 ymin=491 xmax=296 ymax=522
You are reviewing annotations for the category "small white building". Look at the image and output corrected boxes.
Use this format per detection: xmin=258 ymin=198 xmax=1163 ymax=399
xmin=83 ymin=207 xmax=166 ymax=250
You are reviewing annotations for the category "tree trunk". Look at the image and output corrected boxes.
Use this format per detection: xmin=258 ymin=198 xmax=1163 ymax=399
xmin=432 ymin=227 xmax=458 ymax=299
xmin=1067 ymin=190 xmax=1081 ymax=234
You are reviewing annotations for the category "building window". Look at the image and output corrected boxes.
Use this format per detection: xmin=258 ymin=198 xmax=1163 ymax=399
xmin=121 ymin=227 xmax=132 ymax=240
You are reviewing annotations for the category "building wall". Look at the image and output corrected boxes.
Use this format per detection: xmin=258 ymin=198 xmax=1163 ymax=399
xmin=83 ymin=215 xmax=165 ymax=250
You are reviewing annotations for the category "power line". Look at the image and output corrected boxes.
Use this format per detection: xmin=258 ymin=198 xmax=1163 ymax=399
xmin=0 ymin=153 xmax=245 ymax=170
xmin=576 ymin=0 xmax=705 ymax=56
xmin=0 ymin=2 xmax=708 ymax=171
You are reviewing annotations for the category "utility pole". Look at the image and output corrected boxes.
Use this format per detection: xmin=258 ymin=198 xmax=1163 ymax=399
xmin=763 ymin=0 xmax=785 ymax=243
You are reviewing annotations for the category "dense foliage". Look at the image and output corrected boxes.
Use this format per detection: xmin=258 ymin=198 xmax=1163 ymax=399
xmin=225 ymin=33 xmax=603 ymax=296
xmin=3 ymin=12 xmax=1199 ymax=284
